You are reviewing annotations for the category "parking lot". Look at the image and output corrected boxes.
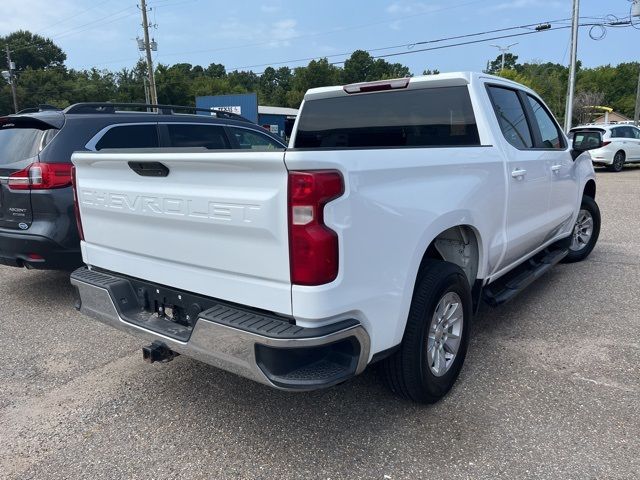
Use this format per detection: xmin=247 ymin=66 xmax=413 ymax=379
xmin=0 ymin=167 xmax=638 ymax=480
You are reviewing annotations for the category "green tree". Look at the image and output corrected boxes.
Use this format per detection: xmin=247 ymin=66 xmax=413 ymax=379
xmin=487 ymin=53 xmax=519 ymax=74
xmin=0 ymin=30 xmax=66 ymax=71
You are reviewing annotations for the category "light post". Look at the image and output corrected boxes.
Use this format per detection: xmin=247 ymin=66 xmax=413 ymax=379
xmin=633 ymin=0 xmax=640 ymax=126
xmin=564 ymin=0 xmax=580 ymax=131
xmin=490 ymin=43 xmax=519 ymax=72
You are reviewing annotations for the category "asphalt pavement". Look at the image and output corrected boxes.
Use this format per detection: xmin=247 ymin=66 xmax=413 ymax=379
xmin=1 ymin=167 xmax=638 ymax=479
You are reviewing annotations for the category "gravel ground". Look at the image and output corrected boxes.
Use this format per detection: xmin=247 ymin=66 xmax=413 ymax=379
xmin=0 ymin=167 xmax=638 ymax=480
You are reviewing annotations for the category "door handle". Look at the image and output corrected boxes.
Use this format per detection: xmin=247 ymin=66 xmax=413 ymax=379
xmin=511 ymin=168 xmax=527 ymax=179
xmin=551 ymin=165 xmax=562 ymax=173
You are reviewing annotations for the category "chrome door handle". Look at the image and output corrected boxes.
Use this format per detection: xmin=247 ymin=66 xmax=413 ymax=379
xmin=511 ymin=169 xmax=527 ymax=179
xmin=551 ymin=165 xmax=562 ymax=173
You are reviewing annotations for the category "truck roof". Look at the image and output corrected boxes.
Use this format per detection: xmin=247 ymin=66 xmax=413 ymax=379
xmin=303 ymin=71 xmax=533 ymax=101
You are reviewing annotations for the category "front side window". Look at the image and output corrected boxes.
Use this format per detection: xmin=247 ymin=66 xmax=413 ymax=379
xmin=621 ymin=126 xmax=638 ymax=139
xmin=631 ymin=127 xmax=640 ymax=140
xmin=166 ymin=124 xmax=229 ymax=149
xmin=95 ymin=124 xmax=159 ymax=150
xmin=294 ymin=86 xmax=480 ymax=149
xmin=610 ymin=127 xmax=624 ymax=139
xmin=488 ymin=87 xmax=533 ymax=149
xmin=229 ymin=127 xmax=283 ymax=150
xmin=526 ymin=95 xmax=564 ymax=149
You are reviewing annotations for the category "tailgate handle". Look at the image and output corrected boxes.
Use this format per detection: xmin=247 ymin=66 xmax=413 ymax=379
xmin=128 ymin=161 xmax=169 ymax=177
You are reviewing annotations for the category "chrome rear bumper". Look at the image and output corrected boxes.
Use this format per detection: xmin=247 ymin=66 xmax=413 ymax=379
xmin=71 ymin=268 xmax=370 ymax=391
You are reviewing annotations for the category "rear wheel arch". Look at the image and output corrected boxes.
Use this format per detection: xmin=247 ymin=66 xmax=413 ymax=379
xmin=417 ymin=225 xmax=482 ymax=288
xmin=583 ymin=179 xmax=596 ymax=200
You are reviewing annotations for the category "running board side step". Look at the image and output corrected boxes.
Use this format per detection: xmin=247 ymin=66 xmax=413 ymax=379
xmin=483 ymin=248 xmax=568 ymax=307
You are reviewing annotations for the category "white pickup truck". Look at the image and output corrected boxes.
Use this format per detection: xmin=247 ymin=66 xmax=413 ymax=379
xmin=70 ymin=72 xmax=602 ymax=403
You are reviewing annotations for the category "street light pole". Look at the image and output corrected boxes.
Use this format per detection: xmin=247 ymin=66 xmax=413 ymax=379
xmin=490 ymin=43 xmax=519 ymax=72
xmin=564 ymin=0 xmax=580 ymax=132
xmin=633 ymin=0 xmax=640 ymax=126
xmin=5 ymin=46 xmax=18 ymax=113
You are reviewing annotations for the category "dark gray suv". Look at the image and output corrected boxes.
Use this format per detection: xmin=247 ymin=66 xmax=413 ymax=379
xmin=0 ymin=103 xmax=286 ymax=270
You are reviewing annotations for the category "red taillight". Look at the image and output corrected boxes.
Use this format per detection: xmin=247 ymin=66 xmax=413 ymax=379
xmin=71 ymin=166 xmax=84 ymax=241
xmin=602 ymin=141 xmax=611 ymax=147
xmin=8 ymin=163 xmax=73 ymax=190
xmin=288 ymin=170 xmax=344 ymax=286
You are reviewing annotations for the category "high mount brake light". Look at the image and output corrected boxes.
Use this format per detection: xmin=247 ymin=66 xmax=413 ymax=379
xmin=343 ymin=78 xmax=410 ymax=94
xmin=288 ymin=170 xmax=344 ymax=286
xmin=8 ymin=163 xmax=73 ymax=190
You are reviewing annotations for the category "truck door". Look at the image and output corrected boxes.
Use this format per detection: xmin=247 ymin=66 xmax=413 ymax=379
xmin=524 ymin=94 xmax=579 ymax=237
xmin=487 ymin=86 xmax=553 ymax=269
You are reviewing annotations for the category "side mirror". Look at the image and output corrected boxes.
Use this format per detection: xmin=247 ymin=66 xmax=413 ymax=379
xmin=570 ymin=130 xmax=603 ymax=160
xmin=571 ymin=131 xmax=603 ymax=152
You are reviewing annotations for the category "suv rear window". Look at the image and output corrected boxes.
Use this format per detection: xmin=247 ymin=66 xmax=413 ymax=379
xmin=0 ymin=126 xmax=49 ymax=165
xmin=294 ymin=86 xmax=480 ymax=149
xmin=95 ymin=124 xmax=159 ymax=150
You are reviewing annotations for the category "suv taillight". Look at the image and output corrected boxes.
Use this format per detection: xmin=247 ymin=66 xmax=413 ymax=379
xmin=8 ymin=162 xmax=73 ymax=190
xmin=71 ymin=166 xmax=84 ymax=241
xmin=288 ymin=170 xmax=344 ymax=286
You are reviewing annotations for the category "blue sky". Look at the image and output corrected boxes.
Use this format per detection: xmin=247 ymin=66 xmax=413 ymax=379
xmin=1 ymin=0 xmax=638 ymax=74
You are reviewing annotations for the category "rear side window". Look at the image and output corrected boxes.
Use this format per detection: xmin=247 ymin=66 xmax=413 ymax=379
xmin=166 ymin=124 xmax=229 ymax=149
xmin=229 ymin=127 xmax=283 ymax=150
xmin=294 ymin=86 xmax=480 ymax=149
xmin=488 ymin=87 xmax=533 ymax=149
xmin=526 ymin=95 xmax=565 ymax=149
xmin=0 ymin=125 xmax=52 ymax=165
xmin=95 ymin=124 xmax=159 ymax=150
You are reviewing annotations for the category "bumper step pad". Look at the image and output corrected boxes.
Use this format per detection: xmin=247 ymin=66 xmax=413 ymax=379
xmin=70 ymin=267 xmax=370 ymax=390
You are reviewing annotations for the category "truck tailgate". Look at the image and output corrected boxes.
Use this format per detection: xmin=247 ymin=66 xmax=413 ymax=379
xmin=72 ymin=150 xmax=291 ymax=315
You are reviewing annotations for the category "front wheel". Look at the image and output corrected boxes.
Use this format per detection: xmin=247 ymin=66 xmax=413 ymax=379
xmin=381 ymin=260 xmax=472 ymax=403
xmin=562 ymin=195 xmax=601 ymax=263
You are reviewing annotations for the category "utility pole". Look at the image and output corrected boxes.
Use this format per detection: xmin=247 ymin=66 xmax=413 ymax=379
xmin=139 ymin=0 xmax=158 ymax=105
xmin=5 ymin=46 xmax=18 ymax=113
xmin=564 ymin=0 xmax=580 ymax=132
xmin=490 ymin=43 xmax=518 ymax=72
xmin=633 ymin=0 xmax=640 ymax=126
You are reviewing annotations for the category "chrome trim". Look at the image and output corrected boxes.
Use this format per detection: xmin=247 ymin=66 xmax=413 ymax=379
xmin=71 ymin=278 xmax=370 ymax=391
xmin=0 ymin=176 xmax=9 ymax=184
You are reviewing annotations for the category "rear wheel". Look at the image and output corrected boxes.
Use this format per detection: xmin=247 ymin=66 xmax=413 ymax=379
xmin=562 ymin=195 xmax=601 ymax=263
xmin=381 ymin=260 xmax=472 ymax=403
xmin=608 ymin=151 xmax=625 ymax=172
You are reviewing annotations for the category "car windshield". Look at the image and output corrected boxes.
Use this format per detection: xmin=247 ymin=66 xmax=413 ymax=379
xmin=0 ymin=126 xmax=46 ymax=165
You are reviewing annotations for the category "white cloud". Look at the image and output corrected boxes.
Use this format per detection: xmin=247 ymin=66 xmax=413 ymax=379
xmin=487 ymin=0 xmax=563 ymax=11
xmin=386 ymin=2 xmax=443 ymax=15
xmin=0 ymin=0 xmax=76 ymax=34
xmin=261 ymin=4 xmax=282 ymax=13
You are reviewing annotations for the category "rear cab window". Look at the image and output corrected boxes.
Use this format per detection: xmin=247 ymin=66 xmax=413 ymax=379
xmin=294 ymin=86 xmax=480 ymax=149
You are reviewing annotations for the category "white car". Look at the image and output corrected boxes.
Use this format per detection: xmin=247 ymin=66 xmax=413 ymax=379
xmin=570 ymin=124 xmax=640 ymax=172
xmin=69 ymin=73 xmax=602 ymax=403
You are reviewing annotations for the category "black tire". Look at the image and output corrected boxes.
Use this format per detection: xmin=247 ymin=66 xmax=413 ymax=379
xmin=608 ymin=151 xmax=625 ymax=172
xmin=381 ymin=260 xmax=472 ymax=403
xmin=561 ymin=195 xmax=601 ymax=263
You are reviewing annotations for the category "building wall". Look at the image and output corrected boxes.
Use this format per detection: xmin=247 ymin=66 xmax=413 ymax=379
xmin=258 ymin=113 xmax=287 ymax=138
xmin=195 ymin=94 xmax=258 ymax=122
